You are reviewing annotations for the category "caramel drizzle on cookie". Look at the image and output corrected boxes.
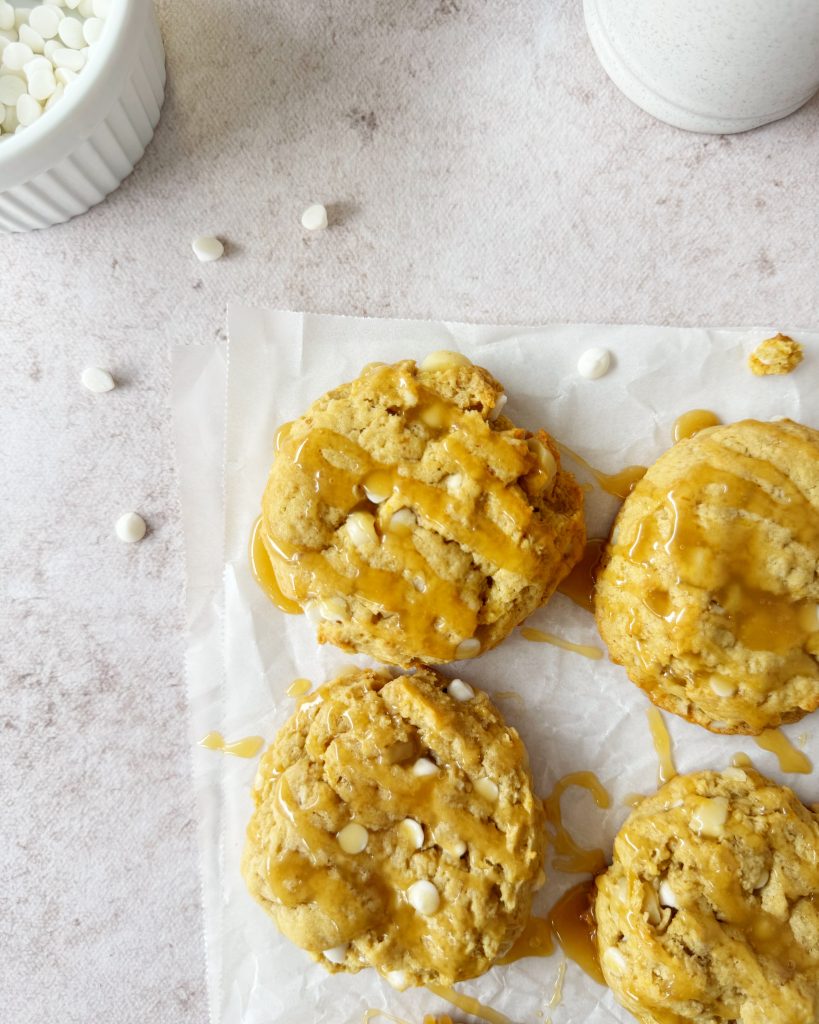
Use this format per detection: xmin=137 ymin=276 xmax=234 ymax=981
xmin=604 ymin=421 xmax=819 ymax=732
xmin=254 ymin=362 xmax=567 ymax=662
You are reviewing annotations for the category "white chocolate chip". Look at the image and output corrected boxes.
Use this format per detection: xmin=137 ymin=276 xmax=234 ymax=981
xmin=412 ymin=757 xmax=438 ymax=777
xmin=304 ymin=601 xmax=323 ymax=625
xmin=722 ymin=767 xmax=747 ymax=783
xmin=488 ymin=393 xmax=507 ymax=421
xmin=191 ymin=235 xmax=224 ymax=262
xmin=398 ymin=818 xmax=424 ymax=850
xmin=337 ymin=823 xmax=368 ymax=854
xmin=577 ymin=347 xmax=612 ymax=380
xmin=80 ymin=366 xmax=115 ymax=393
xmin=363 ymin=478 xmax=392 ymax=504
xmin=455 ymin=638 xmax=481 ymax=660
xmin=447 ymin=678 xmax=475 ymax=702
xmin=115 ymin=512 xmax=146 ymax=544
xmin=412 ymin=575 xmax=427 ymax=593
xmin=710 ymin=677 xmax=737 ymax=698
xmin=526 ymin=438 xmax=557 ymax=481
xmin=316 ymin=596 xmax=348 ymax=623
xmin=602 ymin=946 xmax=627 ymax=974
xmin=385 ymin=970 xmax=409 ymax=991
xmin=690 ymin=796 xmax=729 ymax=838
xmin=443 ymin=472 xmax=463 ymax=495
xmin=345 ymin=510 xmax=378 ymax=550
xmin=643 ymin=886 xmax=661 ymax=925
xmin=407 ymin=879 xmax=440 ymax=915
xmin=754 ymin=870 xmax=770 ymax=891
xmin=388 ymin=507 xmax=416 ymax=534
xmin=474 ymin=776 xmax=499 ymax=802
xmin=420 ymin=350 xmax=471 ymax=371
xmin=658 ymin=880 xmax=679 ymax=909
xmin=323 ymin=943 xmax=348 ymax=964
xmin=301 ymin=203 xmax=328 ymax=231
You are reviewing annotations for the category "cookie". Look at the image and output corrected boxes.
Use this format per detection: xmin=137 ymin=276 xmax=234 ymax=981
xmin=595 ymin=418 xmax=819 ymax=733
xmin=258 ymin=353 xmax=585 ymax=666
xmin=748 ymin=333 xmax=803 ymax=376
xmin=595 ymin=768 xmax=819 ymax=1024
xmin=241 ymin=666 xmax=546 ymax=988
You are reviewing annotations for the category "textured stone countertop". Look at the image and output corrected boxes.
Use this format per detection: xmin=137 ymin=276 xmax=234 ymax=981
xmin=3 ymin=2 xmax=818 ymax=1022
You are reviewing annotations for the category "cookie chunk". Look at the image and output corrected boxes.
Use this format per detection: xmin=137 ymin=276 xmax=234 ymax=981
xmin=596 ymin=419 xmax=819 ymax=733
xmin=241 ymin=667 xmax=546 ymax=987
xmin=258 ymin=353 xmax=585 ymax=666
xmin=748 ymin=333 xmax=803 ymax=376
xmin=595 ymin=768 xmax=819 ymax=1024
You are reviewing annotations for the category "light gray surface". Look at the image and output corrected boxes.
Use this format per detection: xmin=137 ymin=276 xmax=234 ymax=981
xmin=2 ymin=2 xmax=818 ymax=1022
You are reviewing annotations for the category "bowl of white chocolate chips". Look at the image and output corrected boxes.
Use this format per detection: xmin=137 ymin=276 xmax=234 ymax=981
xmin=0 ymin=0 xmax=166 ymax=231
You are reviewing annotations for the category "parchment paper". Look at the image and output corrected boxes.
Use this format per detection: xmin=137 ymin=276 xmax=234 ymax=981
xmin=172 ymin=307 xmax=819 ymax=1024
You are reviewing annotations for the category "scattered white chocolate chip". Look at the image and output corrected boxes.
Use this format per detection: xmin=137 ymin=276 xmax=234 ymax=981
xmin=316 ymin=596 xmax=348 ymax=623
xmin=722 ymin=767 xmax=747 ymax=783
xmin=447 ymin=678 xmax=475 ymax=702
xmin=115 ymin=511 xmax=146 ymax=544
xmin=398 ymin=818 xmax=424 ymax=850
xmin=323 ymin=944 xmax=348 ymax=964
xmin=602 ymin=946 xmax=628 ymax=975
xmin=754 ymin=870 xmax=770 ymax=891
xmin=412 ymin=575 xmax=427 ymax=593
xmin=412 ymin=757 xmax=438 ymax=777
xmin=526 ymin=438 xmax=557 ymax=481
xmin=388 ymin=507 xmax=416 ymax=534
xmin=303 ymin=601 xmax=323 ymax=625
xmin=474 ymin=776 xmax=499 ymax=802
xmin=488 ymin=393 xmax=507 ymax=421
xmin=191 ymin=235 xmax=224 ymax=262
xmin=346 ymin=510 xmax=378 ymax=550
xmin=448 ymin=839 xmax=467 ymax=857
xmin=658 ymin=880 xmax=679 ymax=909
xmin=80 ymin=366 xmax=115 ymax=393
xmin=690 ymin=796 xmax=729 ymax=838
xmin=709 ymin=677 xmax=737 ymax=698
xmin=455 ymin=638 xmax=481 ymax=660
xmin=577 ymin=347 xmax=612 ymax=380
xmin=385 ymin=970 xmax=410 ymax=991
xmin=337 ymin=822 xmax=368 ymax=854
xmin=442 ymin=472 xmax=463 ymax=495
xmin=407 ymin=879 xmax=440 ymax=915
xmin=301 ymin=203 xmax=328 ymax=231
xmin=420 ymin=350 xmax=471 ymax=371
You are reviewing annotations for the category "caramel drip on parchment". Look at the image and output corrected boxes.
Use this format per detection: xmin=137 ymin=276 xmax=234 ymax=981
xmin=731 ymin=752 xmax=756 ymax=770
xmin=547 ymin=880 xmax=604 ymax=985
xmin=557 ymin=443 xmax=646 ymax=499
xmin=250 ymin=515 xmax=302 ymax=614
xmin=646 ymin=708 xmax=677 ymax=785
xmin=426 ymin=985 xmax=513 ymax=1024
xmin=520 ymin=626 xmax=603 ymax=660
xmin=254 ymin=363 xmax=564 ymax=662
xmin=254 ymin=677 xmax=532 ymax=981
xmin=285 ymin=677 xmax=312 ymax=699
xmin=543 ymin=772 xmax=610 ymax=874
xmin=672 ymin=409 xmax=721 ymax=442
xmin=754 ymin=728 xmax=812 ymax=774
xmin=198 ymin=731 xmax=264 ymax=758
xmin=362 ymin=1013 xmax=454 ymax=1024
xmin=607 ymin=423 xmax=819 ymax=732
xmin=557 ymin=537 xmax=606 ymax=612
xmin=547 ymin=959 xmax=567 ymax=1008
xmin=497 ymin=915 xmax=554 ymax=963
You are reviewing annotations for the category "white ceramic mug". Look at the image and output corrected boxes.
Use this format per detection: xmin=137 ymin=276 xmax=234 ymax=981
xmin=584 ymin=0 xmax=819 ymax=133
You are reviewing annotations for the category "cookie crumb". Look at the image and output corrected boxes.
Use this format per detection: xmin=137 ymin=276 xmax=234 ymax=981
xmin=748 ymin=333 xmax=803 ymax=375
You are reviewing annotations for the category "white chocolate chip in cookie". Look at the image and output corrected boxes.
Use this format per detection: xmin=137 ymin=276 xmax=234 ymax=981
xmin=385 ymin=969 xmax=410 ymax=991
xmin=407 ymin=879 xmax=440 ymax=915
xmin=420 ymin=350 xmax=471 ymax=371
xmin=346 ymin=511 xmax=378 ymax=550
xmin=412 ymin=757 xmax=439 ymax=777
xmin=447 ymin=678 xmax=475 ymax=702
xmin=398 ymin=818 xmax=424 ymax=850
xmin=658 ymin=879 xmax=679 ymax=909
xmin=323 ymin=943 xmax=348 ymax=964
xmin=337 ymin=823 xmax=368 ymax=854
xmin=474 ymin=777 xmax=499 ymax=802
xmin=603 ymin=946 xmax=628 ymax=974
xmin=455 ymin=638 xmax=481 ymax=660
xmin=317 ymin=596 xmax=348 ymax=623
xmin=710 ymin=677 xmax=737 ymax=698
xmin=488 ymin=393 xmax=507 ymax=420
xmin=690 ymin=796 xmax=729 ymax=838
xmin=388 ymin=507 xmax=416 ymax=535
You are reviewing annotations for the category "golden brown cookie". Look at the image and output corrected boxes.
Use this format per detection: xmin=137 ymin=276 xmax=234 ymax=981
xmin=595 ymin=768 xmax=819 ymax=1024
xmin=241 ymin=666 xmax=546 ymax=988
xmin=748 ymin=333 xmax=803 ymax=376
xmin=595 ymin=418 xmax=819 ymax=734
xmin=257 ymin=353 xmax=585 ymax=667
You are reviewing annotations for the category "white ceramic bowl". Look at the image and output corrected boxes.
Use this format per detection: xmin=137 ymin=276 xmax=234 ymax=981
xmin=0 ymin=0 xmax=165 ymax=232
